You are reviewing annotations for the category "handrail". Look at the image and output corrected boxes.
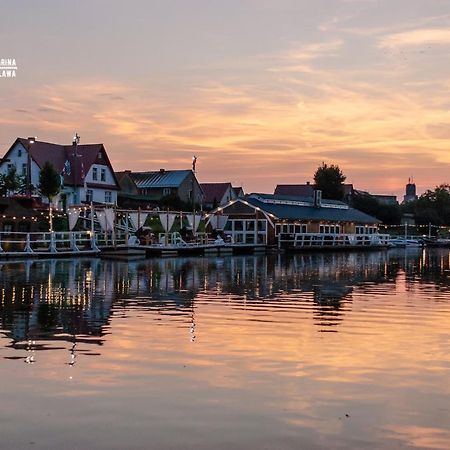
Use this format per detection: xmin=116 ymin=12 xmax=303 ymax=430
xmin=278 ymin=232 xmax=391 ymax=248
xmin=0 ymin=230 xmax=98 ymax=254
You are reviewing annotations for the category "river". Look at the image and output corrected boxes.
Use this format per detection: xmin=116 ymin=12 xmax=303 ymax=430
xmin=0 ymin=249 xmax=449 ymax=449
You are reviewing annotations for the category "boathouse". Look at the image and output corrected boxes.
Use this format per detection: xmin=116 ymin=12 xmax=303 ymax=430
xmin=207 ymin=192 xmax=382 ymax=248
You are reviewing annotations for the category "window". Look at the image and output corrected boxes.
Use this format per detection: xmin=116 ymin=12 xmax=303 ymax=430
xmin=105 ymin=191 xmax=112 ymax=203
xmin=22 ymin=163 xmax=27 ymax=176
xmin=86 ymin=189 xmax=93 ymax=202
xmin=7 ymin=163 xmax=13 ymax=171
xmin=319 ymin=225 xmax=340 ymax=234
xmin=100 ymin=169 xmax=106 ymax=182
xmin=18 ymin=148 xmax=22 ymax=157
xmin=18 ymin=221 xmax=30 ymax=232
xmin=92 ymin=167 xmax=98 ymax=181
xmin=2 ymin=223 xmax=13 ymax=233
xmin=163 ymin=188 xmax=171 ymax=196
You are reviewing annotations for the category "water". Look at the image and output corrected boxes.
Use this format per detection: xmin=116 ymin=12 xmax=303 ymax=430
xmin=1 ymin=249 xmax=450 ymax=450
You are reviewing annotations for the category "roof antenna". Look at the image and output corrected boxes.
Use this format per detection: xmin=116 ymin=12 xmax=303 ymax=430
xmin=73 ymin=133 xmax=80 ymax=145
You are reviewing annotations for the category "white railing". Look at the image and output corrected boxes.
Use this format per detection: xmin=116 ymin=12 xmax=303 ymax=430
xmin=278 ymin=233 xmax=391 ymax=249
xmin=0 ymin=231 xmax=98 ymax=254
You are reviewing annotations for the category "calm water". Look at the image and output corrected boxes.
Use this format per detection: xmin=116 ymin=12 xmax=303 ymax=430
xmin=1 ymin=250 xmax=450 ymax=450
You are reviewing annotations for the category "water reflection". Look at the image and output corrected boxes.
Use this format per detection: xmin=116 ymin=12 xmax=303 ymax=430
xmin=1 ymin=249 xmax=450 ymax=450
xmin=0 ymin=248 xmax=448 ymax=353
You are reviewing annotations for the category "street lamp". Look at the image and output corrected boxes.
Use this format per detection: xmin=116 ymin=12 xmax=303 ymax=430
xmin=27 ymin=136 xmax=36 ymax=197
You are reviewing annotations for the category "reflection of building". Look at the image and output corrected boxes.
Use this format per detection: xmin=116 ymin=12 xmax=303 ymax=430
xmin=1 ymin=249 xmax=447 ymax=358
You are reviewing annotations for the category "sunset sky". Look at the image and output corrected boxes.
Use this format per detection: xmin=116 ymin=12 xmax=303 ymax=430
xmin=1 ymin=0 xmax=450 ymax=197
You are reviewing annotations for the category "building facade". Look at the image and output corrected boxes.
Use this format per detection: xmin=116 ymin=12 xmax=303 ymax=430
xmin=207 ymin=193 xmax=381 ymax=246
xmin=0 ymin=138 xmax=120 ymax=207
xmin=116 ymin=169 xmax=203 ymax=206
xmin=200 ymin=182 xmax=243 ymax=210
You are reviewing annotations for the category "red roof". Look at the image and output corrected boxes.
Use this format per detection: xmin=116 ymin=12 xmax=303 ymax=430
xmin=275 ymin=183 xmax=354 ymax=197
xmin=13 ymin=138 xmax=119 ymax=188
xmin=200 ymin=182 xmax=232 ymax=204
xmin=275 ymin=184 xmax=314 ymax=197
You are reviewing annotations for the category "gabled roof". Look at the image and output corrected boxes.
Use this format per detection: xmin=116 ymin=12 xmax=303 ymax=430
xmin=130 ymin=170 xmax=192 ymax=188
xmin=4 ymin=138 xmax=120 ymax=188
xmin=216 ymin=193 xmax=380 ymax=224
xmin=200 ymin=182 xmax=232 ymax=203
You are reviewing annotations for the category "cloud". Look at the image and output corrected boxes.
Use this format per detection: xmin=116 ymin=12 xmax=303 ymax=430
xmin=379 ymin=28 xmax=450 ymax=49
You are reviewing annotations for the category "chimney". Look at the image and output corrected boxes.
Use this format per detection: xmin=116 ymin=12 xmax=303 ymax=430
xmin=306 ymin=181 xmax=310 ymax=185
xmin=159 ymin=168 xmax=165 ymax=173
xmin=313 ymin=190 xmax=322 ymax=207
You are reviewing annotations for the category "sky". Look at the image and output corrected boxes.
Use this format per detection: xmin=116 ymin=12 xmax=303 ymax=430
xmin=1 ymin=0 xmax=450 ymax=197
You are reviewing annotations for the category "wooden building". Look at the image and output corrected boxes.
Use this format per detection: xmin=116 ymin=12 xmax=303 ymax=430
xmin=207 ymin=192 xmax=382 ymax=247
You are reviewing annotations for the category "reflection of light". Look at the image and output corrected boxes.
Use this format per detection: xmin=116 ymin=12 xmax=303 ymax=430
xmin=86 ymin=270 xmax=92 ymax=283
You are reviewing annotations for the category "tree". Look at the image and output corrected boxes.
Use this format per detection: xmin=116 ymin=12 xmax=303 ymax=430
xmin=0 ymin=166 xmax=21 ymax=196
xmin=406 ymin=184 xmax=450 ymax=225
xmin=313 ymin=162 xmax=346 ymax=200
xmin=39 ymin=162 xmax=61 ymax=233
xmin=39 ymin=162 xmax=61 ymax=203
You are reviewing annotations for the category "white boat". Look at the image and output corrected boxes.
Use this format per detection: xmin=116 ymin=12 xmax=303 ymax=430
xmin=388 ymin=238 xmax=423 ymax=248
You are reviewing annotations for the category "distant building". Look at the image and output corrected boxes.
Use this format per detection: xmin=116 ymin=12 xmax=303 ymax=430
xmin=200 ymin=182 xmax=244 ymax=210
xmin=0 ymin=137 xmax=120 ymax=207
xmin=116 ymin=169 xmax=203 ymax=207
xmin=371 ymin=194 xmax=398 ymax=206
xmin=403 ymin=179 xmax=418 ymax=203
xmin=354 ymin=190 xmax=398 ymax=206
xmin=275 ymin=182 xmax=354 ymax=202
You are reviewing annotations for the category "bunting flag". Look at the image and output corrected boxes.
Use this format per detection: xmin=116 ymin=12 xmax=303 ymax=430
xmin=159 ymin=213 xmax=177 ymax=232
xmin=105 ymin=208 xmax=115 ymax=231
xmin=209 ymin=214 xmax=228 ymax=230
xmin=95 ymin=210 xmax=107 ymax=231
xmin=67 ymin=208 xmax=80 ymax=231
xmin=186 ymin=214 xmax=203 ymax=231
xmin=129 ymin=212 xmax=149 ymax=230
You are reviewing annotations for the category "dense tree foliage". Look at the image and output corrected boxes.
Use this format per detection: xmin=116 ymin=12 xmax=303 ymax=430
xmin=351 ymin=191 xmax=401 ymax=225
xmin=0 ymin=167 xmax=21 ymax=196
xmin=404 ymin=184 xmax=450 ymax=225
xmin=39 ymin=162 xmax=61 ymax=203
xmin=313 ymin=162 xmax=346 ymax=200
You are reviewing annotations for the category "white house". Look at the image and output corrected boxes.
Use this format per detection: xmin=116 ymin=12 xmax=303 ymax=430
xmin=0 ymin=137 xmax=120 ymax=207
